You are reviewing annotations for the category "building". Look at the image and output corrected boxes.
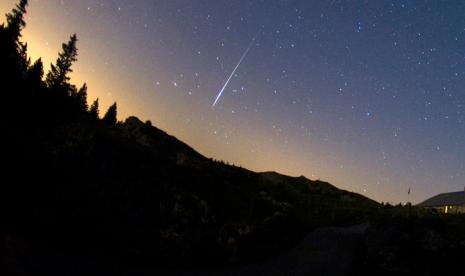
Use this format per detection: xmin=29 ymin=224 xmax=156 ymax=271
xmin=417 ymin=189 xmax=465 ymax=214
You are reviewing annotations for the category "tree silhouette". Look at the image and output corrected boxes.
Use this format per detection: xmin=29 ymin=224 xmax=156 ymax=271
xmin=46 ymin=34 xmax=78 ymax=91
xmin=1 ymin=0 xmax=29 ymax=80
xmin=75 ymin=83 xmax=88 ymax=111
xmin=89 ymin=98 xmax=99 ymax=118
xmin=26 ymin=58 xmax=44 ymax=86
xmin=5 ymin=0 xmax=28 ymax=41
xmin=102 ymin=102 xmax=117 ymax=125
xmin=18 ymin=42 xmax=31 ymax=76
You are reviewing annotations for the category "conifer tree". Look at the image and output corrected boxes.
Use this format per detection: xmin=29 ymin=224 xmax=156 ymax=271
xmin=46 ymin=34 xmax=78 ymax=91
xmin=102 ymin=102 xmax=117 ymax=125
xmin=2 ymin=0 xmax=29 ymax=78
xmin=27 ymin=58 xmax=44 ymax=85
xmin=89 ymin=98 xmax=99 ymax=119
xmin=18 ymin=41 xmax=30 ymax=75
xmin=5 ymin=0 xmax=28 ymax=41
xmin=76 ymin=83 xmax=88 ymax=111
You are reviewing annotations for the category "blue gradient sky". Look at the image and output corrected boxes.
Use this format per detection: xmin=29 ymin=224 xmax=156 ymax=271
xmin=3 ymin=0 xmax=465 ymax=203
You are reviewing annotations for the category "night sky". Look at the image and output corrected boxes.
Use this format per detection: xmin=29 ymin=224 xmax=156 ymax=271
xmin=3 ymin=0 xmax=465 ymax=204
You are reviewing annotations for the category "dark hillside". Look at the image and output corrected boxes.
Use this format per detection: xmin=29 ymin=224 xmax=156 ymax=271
xmin=0 ymin=2 xmax=380 ymax=269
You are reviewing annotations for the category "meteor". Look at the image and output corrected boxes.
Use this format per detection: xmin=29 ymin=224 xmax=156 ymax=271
xmin=212 ymin=35 xmax=257 ymax=107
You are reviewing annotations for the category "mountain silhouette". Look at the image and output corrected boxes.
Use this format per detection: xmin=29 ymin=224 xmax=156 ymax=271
xmin=0 ymin=0 xmax=379 ymax=267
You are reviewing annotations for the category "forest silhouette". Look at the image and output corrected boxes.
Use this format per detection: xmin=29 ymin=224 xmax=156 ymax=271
xmin=1 ymin=1 xmax=465 ymax=275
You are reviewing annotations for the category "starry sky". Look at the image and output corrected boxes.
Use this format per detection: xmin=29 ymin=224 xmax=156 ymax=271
xmin=3 ymin=0 xmax=465 ymax=204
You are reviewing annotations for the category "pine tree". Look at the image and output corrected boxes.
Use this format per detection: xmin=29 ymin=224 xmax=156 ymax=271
xmin=5 ymin=0 xmax=28 ymax=41
xmin=2 ymin=0 xmax=29 ymax=79
xmin=102 ymin=102 xmax=117 ymax=126
xmin=26 ymin=58 xmax=44 ymax=85
xmin=46 ymin=34 xmax=78 ymax=91
xmin=76 ymin=83 xmax=88 ymax=111
xmin=89 ymin=98 xmax=99 ymax=119
xmin=18 ymin=41 xmax=30 ymax=76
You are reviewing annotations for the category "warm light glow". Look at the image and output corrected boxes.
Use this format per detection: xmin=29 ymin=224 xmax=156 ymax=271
xmin=3 ymin=0 xmax=465 ymax=205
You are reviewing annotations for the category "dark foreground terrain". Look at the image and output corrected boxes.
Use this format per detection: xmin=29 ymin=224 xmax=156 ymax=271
xmin=3 ymin=217 xmax=465 ymax=275
xmin=1 ymin=1 xmax=465 ymax=275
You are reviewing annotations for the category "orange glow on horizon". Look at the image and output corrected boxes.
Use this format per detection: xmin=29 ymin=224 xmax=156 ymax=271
xmin=1 ymin=0 xmax=427 ymax=204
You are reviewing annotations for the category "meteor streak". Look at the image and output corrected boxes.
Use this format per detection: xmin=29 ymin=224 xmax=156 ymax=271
xmin=212 ymin=35 xmax=257 ymax=107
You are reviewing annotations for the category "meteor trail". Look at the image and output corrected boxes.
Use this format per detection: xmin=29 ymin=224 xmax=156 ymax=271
xmin=212 ymin=35 xmax=257 ymax=107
